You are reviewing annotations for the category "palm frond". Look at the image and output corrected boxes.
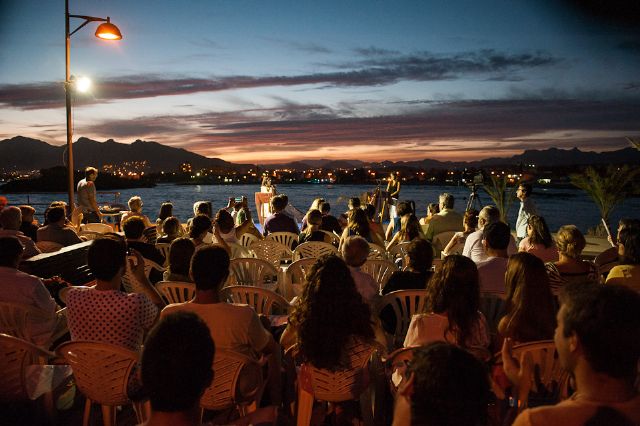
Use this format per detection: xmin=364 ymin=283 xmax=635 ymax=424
xmin=482 ymin=175 xmax=516 ymax=223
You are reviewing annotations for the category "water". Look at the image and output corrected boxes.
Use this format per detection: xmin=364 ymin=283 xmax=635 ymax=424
xmin=5 ymin=183 xmax=639 ymax=234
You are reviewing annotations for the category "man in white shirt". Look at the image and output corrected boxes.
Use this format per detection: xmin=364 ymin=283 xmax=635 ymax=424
xmin=0 ymin=237 xmax=62 ymax=347
xmin=515 ymin=182 xmax=537 ymax=244
xmin=0 ymin=206 xmax=40 ymax=258
xmin=463 ymin=205 xmax=517 ymax=263
xmin=476 ymin=222 xmax=511 ymax=295
xmin=341 ymin=235 xmax=379 ymax=304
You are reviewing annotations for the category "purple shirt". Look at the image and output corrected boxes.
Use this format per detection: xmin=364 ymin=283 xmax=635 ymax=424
xmin=263 ymin=212 xmax=299 ymax=236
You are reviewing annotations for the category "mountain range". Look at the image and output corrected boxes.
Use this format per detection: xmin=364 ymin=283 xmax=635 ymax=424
xmin=1 ymin=136 xmax=639 ymax=172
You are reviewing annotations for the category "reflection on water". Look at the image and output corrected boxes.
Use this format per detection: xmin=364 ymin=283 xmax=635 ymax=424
xmin=6 ymin=183 xmax=640 ymax=234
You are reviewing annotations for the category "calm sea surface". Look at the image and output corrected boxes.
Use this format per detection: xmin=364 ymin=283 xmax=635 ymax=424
xmin=6 ymin=183 xmax=639 ymax=234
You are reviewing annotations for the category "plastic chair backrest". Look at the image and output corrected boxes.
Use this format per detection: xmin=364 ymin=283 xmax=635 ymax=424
xmin=220 ymin=286 xmax=291 ymax=316
xmin=228 ymin=242 xmax=256 ymax=260
xmin=121 ymin=256 xmax=165 ymax=294
xmin=293 ymin=241 xmax=338 ymax=261
xmin=388 ymin=242 xmax=411 ymax=261
xmin=81 ymin=223 xmax=113 ymax=234
xmin=0 ymin=302 xmax=50 ymax=343
xmin=367 ymin=243 xmax=387 ymax=260
xmin=200 ymin=349 xmax=264 ymax=413
xmin=432 ymin=231 xmax=457 ymax=256
xmin=318 ymin=230 xmax=340 ymax=247
xmin=78 ymin=230 xmax=102 ymax=240
xmin=36 ymin=240 xmax=63 ymax=253
xmin=374 ymin=290 xmax=429 ymax=347
xmin=0 ymin=333 xmax=54 ymax=401
xmin=155 ymin=243 xmax=171 ymax=265
xmin=361 ymin=259 xmax=398 ymax=294
xmin=265 ymin=232 xmax=299 ymax=251
xmin=56 ymin=341 xmax=138 ymax=406
xmin=143 ymin=226 xmax=157 ymax=245
xmin=250 ymin=240 xmax=292 ymax=267
xmin=228 ymin=258 xmax=279 ymax=292
xmin=239 ymin=232 xmax=260 ymax=248
xmin=155 ymin=281 xmax=196 ymax=304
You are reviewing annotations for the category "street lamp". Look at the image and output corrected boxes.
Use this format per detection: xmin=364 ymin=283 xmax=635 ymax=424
xmin=65 ymin=0 xmax=122 ymax=208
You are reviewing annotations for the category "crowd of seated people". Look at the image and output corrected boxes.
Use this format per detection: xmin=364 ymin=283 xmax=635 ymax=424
xmin=2 ymin=188 xmax=640 ymax=426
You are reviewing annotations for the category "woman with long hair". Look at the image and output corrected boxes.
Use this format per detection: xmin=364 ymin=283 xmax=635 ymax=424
xmin=156 ymin=202 xmax=173 ymax=227
xmin=498 ymin=252 xmax=556 ymax=343
xmin=545 ymin=225 xmax=599 ymax=294
xmin=156 ymin=216 xmax=183 ymax=244
xmin=442 ymin=209 xmax=478 ymax=256
xmin=300 ymin=198 xmax=325 ymax=231
xmin=386 ymin=213 xmax=422 ymax=251
xmin=404 ymin=255 xmax=489 ymax=354
xmin=163 ymin=237 xmax=196 ymax=282
xmin=298 ymin=209 xmax=332 ymax=245
xmin=518 ymin=215 xmax=558 ymax=262
xmin=339 ymin=208 xmax=384 ymax=250
xmin=280 ymin=255 xmax=377 ymax=370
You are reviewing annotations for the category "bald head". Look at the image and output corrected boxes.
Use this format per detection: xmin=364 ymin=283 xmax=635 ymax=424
xmin=478 ymin=205 xmax=500 ymax=229
xmin=341 ymin=235 xmax=369 ymax=267
xmin=0 ymin=206 xmax=21 ymax=230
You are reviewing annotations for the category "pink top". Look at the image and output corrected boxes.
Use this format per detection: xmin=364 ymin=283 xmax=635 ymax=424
xmin=519 ymin=237 xmax=559 ymax=263
xmin=403 ymin=311 xmax=490 ymax=350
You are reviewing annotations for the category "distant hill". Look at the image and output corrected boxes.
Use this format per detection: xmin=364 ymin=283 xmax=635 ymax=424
xmin=1 ymin=136 xmax=639 ymax=173
xmin=0 ymin=136 xmax=251 ymax=173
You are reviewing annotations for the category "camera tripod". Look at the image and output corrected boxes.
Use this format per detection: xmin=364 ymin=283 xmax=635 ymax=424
xmin=466 ymin=184 xmax=483 ymax=211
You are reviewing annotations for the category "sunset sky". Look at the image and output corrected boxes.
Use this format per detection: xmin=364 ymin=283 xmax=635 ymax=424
xmin=1 ymin=0 xmax=639 ymax=164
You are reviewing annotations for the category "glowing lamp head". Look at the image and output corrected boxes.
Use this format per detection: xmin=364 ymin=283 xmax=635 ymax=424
xmin=95 ymin=18 xmax=122 ymax=40
xmin=76 ymin=77 xmax=91 ymax=93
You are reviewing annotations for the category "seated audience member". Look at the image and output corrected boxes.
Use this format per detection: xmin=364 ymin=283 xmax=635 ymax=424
xmin=280 ymin=255 xmax=381 ymax=367
xmin=341 ymin=236 xmax=379 ymax=304
xmin=392 ymin=342 xmax=490 ymax=426
xmin=0 ymin=237 xmax=65 ymax=347
xmin=163 ymin=237 xmax=195 ymax=283
xmin=404 ymin=255 xmax=489 ymax=357
xmin=186 ymin=201 xmax=211 ymax=232
xmin=545 ymin=225 xmax=599 ymax=294
xmin=319 ymin=201 xmax=342 ymax=235
xmin=476 ymin=222 xmax=511 ymax=295
xmin=189 ymin=214 xmax=213 ymax=247
xmin=596 ymin=218 xmax=640 ymax=273
xmin=155 ymin=202 xmax=173 ymax=229
xmin=498 ymin=253 xmax=556 ymax=344
xmin=442 ymin=209 xmax=478 ymax=256
xmin=213 ymin=208 xmax=259 ymax=245
xmin=424 ymin=193 xmax=464 ymax=242
xmin=123 ymin=217 xmax=165 ymax=283
xmin=36 ymin=206 xmax=82 ymax=247
xmin=263 ymin=194 xmax=299 ymax=236
xmin=463 ymin=205 xmax=517 ymax=263
xmin=518 ymin=215 xmax=558 ymax=262
xmin=19 ymin=205 xmax=39 ymax=242
xmin=140 ymin=311 xmax=215 ymax=426
xmin=300 ymin=198 xmax=325 ymax=231
xmin=505 ymin=282 xmax=640 ymax=426
xmin=347 ymin=196 xmax=361 ymax=212
xmin=162 ymin=245 xmax=281 ymax=403
xmin=386 ymin=213 xmax=423 ymax=251
xmin=121 ymin=196 xmax=153 ymax=228
xmin=156 ymin=216 xmax=183 ymax=244
xmin=385 ymin=201 xmax=413 ymax=242
xmin=418 ymin=202 xmax=439 ymax=227
xmin=606 ymin=226 xmax=640 ymax=291
xmin=383 ymin=239 xmax=434 ymax=294
xmin=364 ymin=204 xmax=385 ymax=244
xmin=0 ymin=206 xmax=40 ymax=258
xmin=340 ymin=208 xmax=385 ymax=250
xmin=65 ymin=237 xmax=162 ymax=351
xmin=298 ymin=209 xmax=333 ymax=245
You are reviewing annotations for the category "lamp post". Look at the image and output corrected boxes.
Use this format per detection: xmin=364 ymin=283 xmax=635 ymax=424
xmin=65 ymin=0 xmax=122 ymax=208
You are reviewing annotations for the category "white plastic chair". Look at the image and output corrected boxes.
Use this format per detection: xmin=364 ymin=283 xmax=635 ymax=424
xmin=374 ymin=290 xmax=429 ymax=348
xmin=250 ymin=239 xmax=292 ymax=267
xmin=121 ymin=256 xmax=165 ymax=294
xmin=220 ymin=286 xmax=291 ymax=316
xmin=361 ymin=259 xmax=398 ymax=294
xmin=239 ymin=232 xmax=260 ymax=248
xmin=227 ymin=258 xmax=280 ymax=292
xmin=285 ymin=258 xmax=317 ymax=300
xmin=155 ymin=243 xmax=171 ymax=266
xmin=265 ymin=232 xmax=299 ymax=251
xmin=80 ymin=223 xmax=113 ymax=234
xmin=432 ymin=231 xmax=457 ymax=257
xmin=155 ymin=281 xmax=196 ymax=304
xmin=387 ymin=242 xmax=411 ymax=261
xmin=367 ymin=243 xmax=387 ymax=260
xmin=228 ymin=242 xmax=256 ymax=260
xmin=292 ymin=241 xmax=338 ymax=261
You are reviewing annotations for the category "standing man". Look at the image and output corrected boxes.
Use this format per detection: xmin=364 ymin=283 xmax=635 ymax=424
xmin=77 ymin=166 xmax=101 ymax=224
xmin=515 ymin=182 xmax=537 ymax=245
